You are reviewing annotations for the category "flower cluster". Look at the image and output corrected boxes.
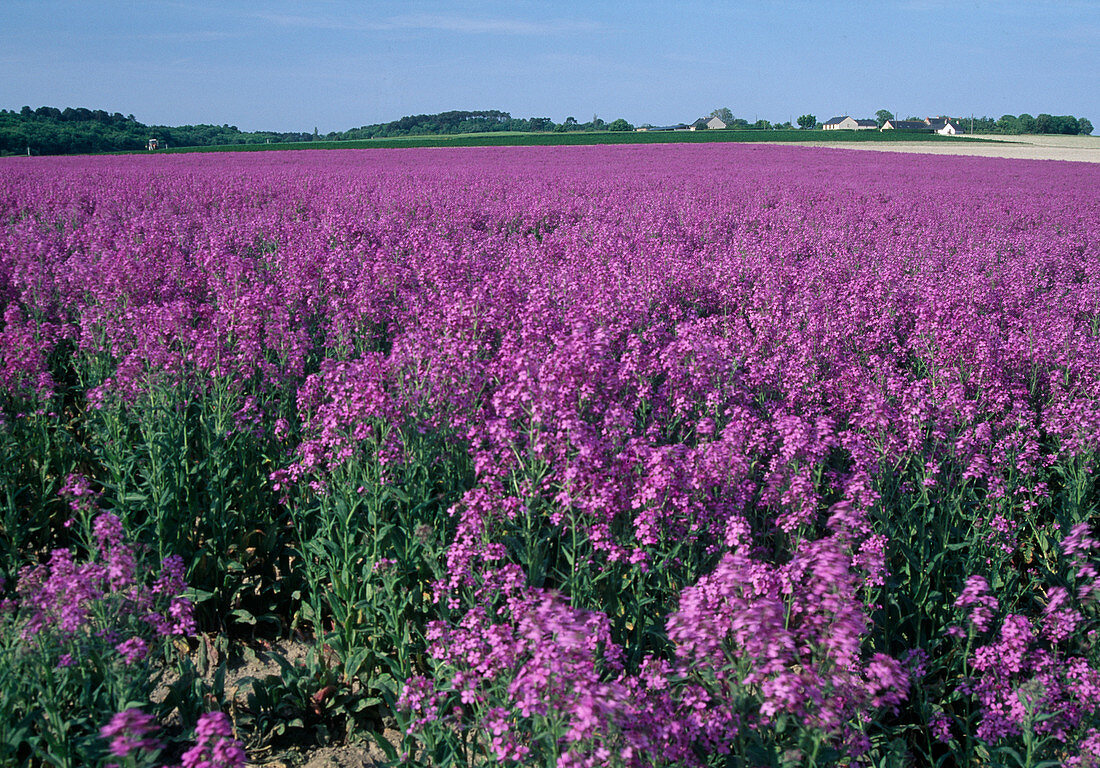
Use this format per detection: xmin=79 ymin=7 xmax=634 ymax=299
xmin=100 ymin=709 xmax=246 ymax=768
xmin=180 ymin=711 xmax=247 ymax=768
xmin=100 ymin=707 xmax=162 ymax=759
xmin=15 ymin=513 xmax=195 ymax=652
xmin=666 ymin=535 xmax=908 ymax=753
xmin=411 ymin=584 xmax=633 ymax=765
xmin=956 ymin=525 xmax=1100 ymax=746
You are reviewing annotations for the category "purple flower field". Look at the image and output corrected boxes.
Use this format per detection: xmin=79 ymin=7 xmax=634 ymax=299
xmin=1 ymin=144 xmax=1100 ymax=766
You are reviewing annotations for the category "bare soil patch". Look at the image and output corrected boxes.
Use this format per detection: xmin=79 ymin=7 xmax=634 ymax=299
xmin=783 ymin=133 xmax=1100 ymax=162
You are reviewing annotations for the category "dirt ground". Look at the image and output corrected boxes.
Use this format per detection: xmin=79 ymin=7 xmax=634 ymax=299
xmin=266 ymin=741 xmax=392 ymax=768
xmin=225 ymin=641 xmax=396 ymax=768
xmin=785 ymin=133 xmax=1100 ymax=163
xmin=150 ymin=637 xmax=394 ymax=767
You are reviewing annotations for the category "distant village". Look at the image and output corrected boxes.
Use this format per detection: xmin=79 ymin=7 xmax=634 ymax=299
xmin=823 ymin=115 xmax=967 ymax=134
xmin=637 ymin=115 xmax=967 ymax=134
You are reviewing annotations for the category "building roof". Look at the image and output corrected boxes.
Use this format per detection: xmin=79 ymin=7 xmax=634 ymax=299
xmin=854 ymin=119 xmax=878 ymax=127
xmin=823 ymin=116 xmax=850 ymax=125
xmin=886 ymin=120 xmax=932 ymax=130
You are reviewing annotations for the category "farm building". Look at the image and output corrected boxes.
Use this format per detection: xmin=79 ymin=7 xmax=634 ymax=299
xmin=935 ymin=120 xmax=966 ymax=135
xmin=822 ymin=116 xmax=877 ymax=130
xmin=639 ymin=116 xmax=728 ymax=132
xmin=688 ymin=117 xmax=727 ymax=130
xmin=635 ymin=124 xmax=692 ymax=132
xmin=881 ymin=117 xmax=965 ymax=134
xmin=881 ymin=119 xmax=933 ymax=132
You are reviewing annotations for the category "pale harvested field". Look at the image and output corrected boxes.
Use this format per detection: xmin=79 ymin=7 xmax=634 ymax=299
xmin=786 ymin=133 xmax=1100 ymax=163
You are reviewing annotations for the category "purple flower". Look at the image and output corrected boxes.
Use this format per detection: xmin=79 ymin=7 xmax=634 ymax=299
xmin=166 ymin=596 xmax=196 ymax=636
xmin=154 ymin=554 xmax=188 ymax=596
xmin=180 ymin=712 xmax=246 ymax=768
xmin=194 ymin=711 xmax=234 ymax=740
xmin=930 ymin=714 xmax=953 ymax=743
xmin=116 ymin=635 xmax=148 ymax=665
xmin=93 ymin=513 xmax=125 ymax=553
xmin=1068 ymin=728 xmax=1100 ymax=768
xmin=60 ymin=472 xmax=100 ymax=513
xmin=100 ymin=708 xmax=162 ymax=758
xmin=106 ymin=542 xmax=137 ymax=591
xmin=956 ymin=575 xmax=998 ymax=633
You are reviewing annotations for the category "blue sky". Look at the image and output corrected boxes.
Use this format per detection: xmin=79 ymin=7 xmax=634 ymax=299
xmin=1 ymin=0 xmax=1097 ymax=132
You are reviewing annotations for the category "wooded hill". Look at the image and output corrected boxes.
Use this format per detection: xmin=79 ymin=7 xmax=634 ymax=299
xmin=0 ymin=107 xmax=616 ymax=156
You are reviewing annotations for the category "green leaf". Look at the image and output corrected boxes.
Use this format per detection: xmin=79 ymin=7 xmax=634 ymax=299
xmin=182 ymin=587 xmax=215 ymax=602
xmin=342 ymin=648 xmax=372 ymax=679
xmin=229 ymin=608 xmax=257 ymax=625
xmin=995 ymin=745 xmax=1026 ymax=767
xmin=387 ymin=486 xmax=411 ymax=504
xmin=374 ymin=672 xmax=398 ymax=694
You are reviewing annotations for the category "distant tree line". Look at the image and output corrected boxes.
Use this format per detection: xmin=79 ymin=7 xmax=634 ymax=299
xmin=1 ymin=105 xmax=1092 ymax=156
xmin=0 ymin=106 xmax=637 ymax=156
xmin=983 ymin=113 xmax=1092 ymax=135
xmin=0 ymin=106 xmax=324 ymax=155
xmin=338 ymin=110 xmax=564 ymax=139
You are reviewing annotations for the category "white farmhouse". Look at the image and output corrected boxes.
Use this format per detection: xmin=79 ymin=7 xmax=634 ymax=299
xmin=936 ymin=120 xmax=966 ymax=135
xmin=823 ymin=116 xmax=856 ymax=130
xmin=689 ymin=117 xmax=728 ymax=130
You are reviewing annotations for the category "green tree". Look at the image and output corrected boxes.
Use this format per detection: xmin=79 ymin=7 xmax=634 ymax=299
xmin=1079 ymin=117 xmax=1093 ymax=135
xmin=1056 ymin=115 xmax=1080 ymax=135
xmin=797 ymin=114 xmax=816 ymax=129
xmin=875 ymin=109 xmax=894 ymax=128
xmin=710 ymin=107 xmax=734 ymax=124
xmin=607 ymin=118 xmax=634 ymax=132
xmin=996 ymin=114 xmax=1019 ymax=133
